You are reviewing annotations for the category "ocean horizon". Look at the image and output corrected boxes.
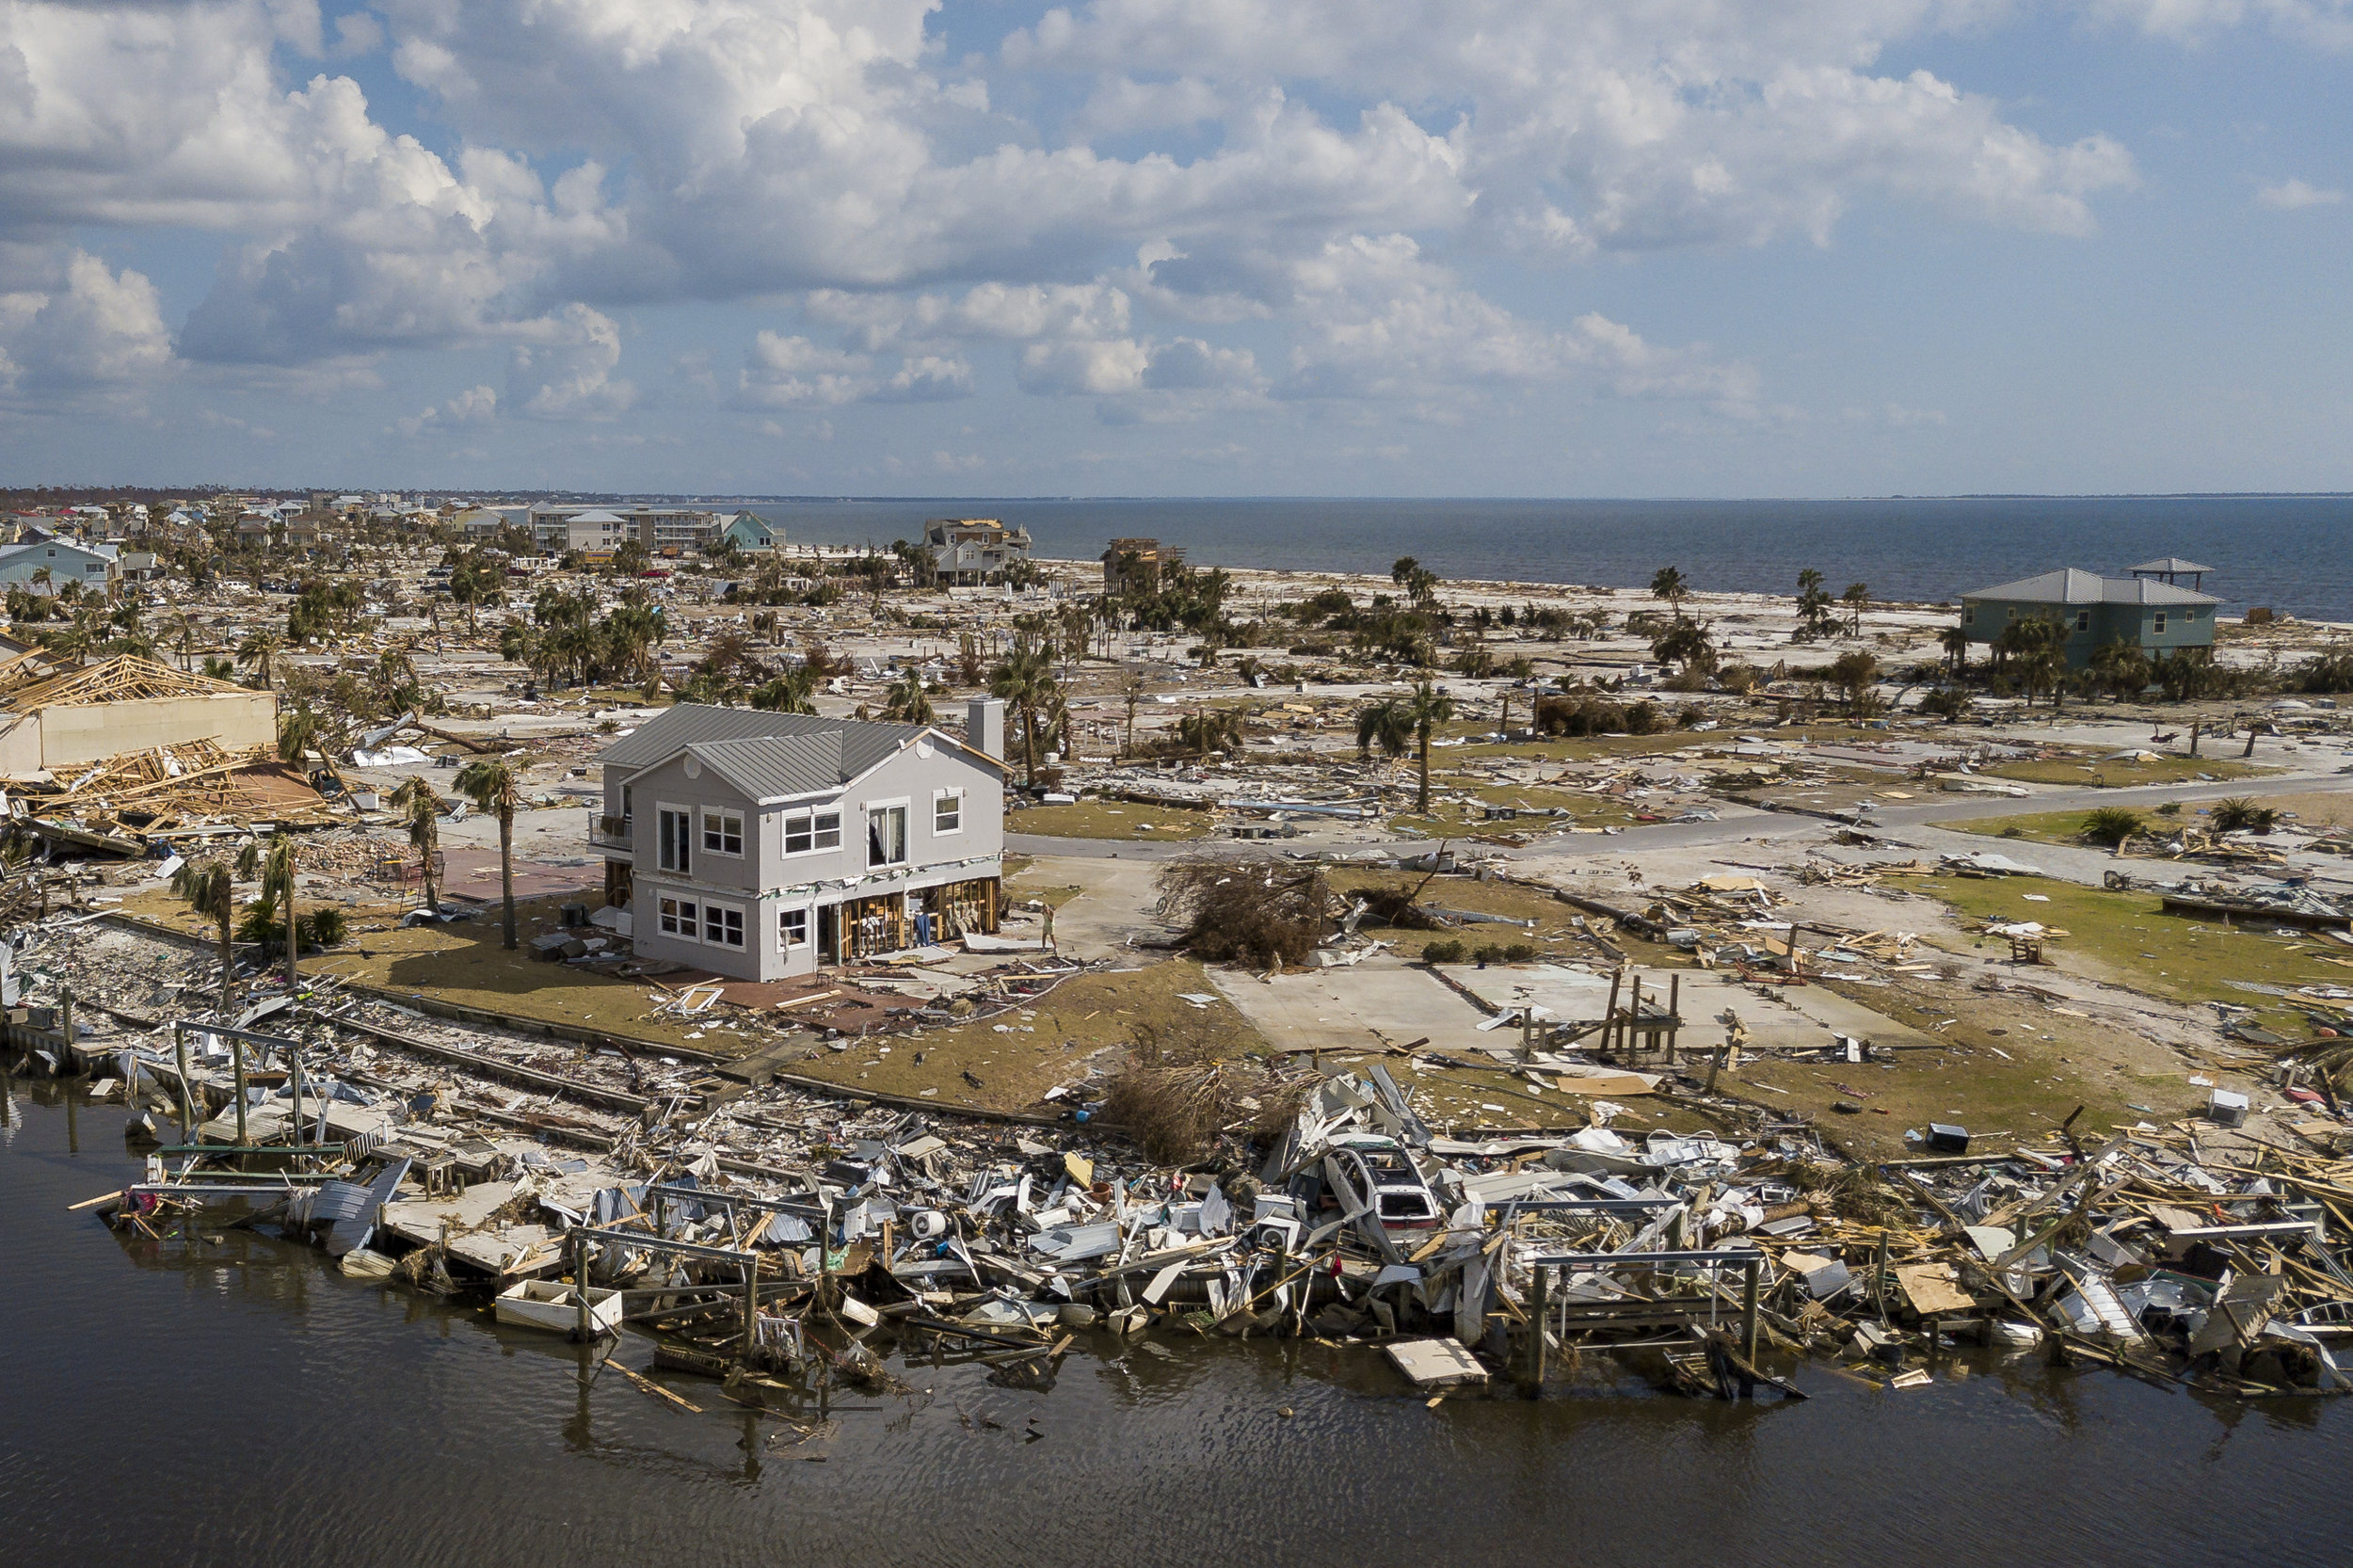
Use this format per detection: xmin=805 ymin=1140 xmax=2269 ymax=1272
xmin=736 ymin=495 xmax=2353 ymax=626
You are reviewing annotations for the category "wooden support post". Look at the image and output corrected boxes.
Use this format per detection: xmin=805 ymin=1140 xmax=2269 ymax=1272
xmin=172 ymin=1022 xmax=196 ymax=1140
xmin=1626 ymin=975 xmax=1642 ymax=1059
xmin=1666 ymin=973 xmax=1680 ymax=1064
xmin=58 ymin=987 xmax=73 ymax=1070
xmin=1526 ymin=1264 xmax=1549 ymax=1396
xmin=1743 ymin=1256 xmax=1762 ymax=1365
xmin=1708 ymin=1034 xmax=1728 ymax=1095
xmin=1873 ymin=1230 xmax=1890 ymax=1324
xmin=231 ymin=1032 xmax=249 ymax=1147
xmin=1603 ymin=968 xmax=1623 ymax=1054
xmin=741 ymin=1256 xmax=760 ymax=1363
xmin=287 ymin=1043 xmax=304 ymax=1147
xmin=574 ymin=1232 xmax=594 ymax=1342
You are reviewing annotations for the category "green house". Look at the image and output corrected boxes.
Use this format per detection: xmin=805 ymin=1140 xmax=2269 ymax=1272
xmin=719 ymin=512 xmax=780 ymax=553
xmin=1959 ymin=566 xmax=2218 ymax=668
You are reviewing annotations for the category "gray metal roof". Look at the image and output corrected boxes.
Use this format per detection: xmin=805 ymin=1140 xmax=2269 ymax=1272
xmin=598 ymin=703 xmax=985 ymax=801
xmin=1963 ymin=568 xmax=2218 ymax=607
xmin=2129 ymin=557 xmax=2215 ymax=575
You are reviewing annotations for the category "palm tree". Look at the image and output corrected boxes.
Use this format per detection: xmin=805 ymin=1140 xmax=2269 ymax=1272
xmin=164 ymin=608 xmax=201 ymax=670
xmin=1938 ymin=626 xmax=1971 ymax=675
xmin=1796 ymin=568 xmax=1833 ymax=637
xmin=1649 ymin=566 xmax=1690 ymax=624
xmin=749 ymin=664 xmax=819 ymax=713
xmin=238 ymin=628 xmax=284 ymax=688
xmin=455 ymin=758 xmax=522 ymax=950
xmin=1842 ymin=583 xmax=1869 ymax=637
xmin=1399 ymin=679 xmax=1456 ymax=813
xmin=235 ymin=833 xmax=300 ymax=994
xmin=390 ymin=776 xmax=443 ymax=914
xmin=1122 ymin=673 xmax=1148 ymax=757
xmin=1356 ymin=696 xmax=1412 ymax=762
xmin=988 ymin=635 xmax=1059 ymax=788
xmin=882 ymin=668 xmax=936 ymax=725
xmin=169 ymin=857 xmax=240 ymax=1011
xmin=278 ymin=706 xmax=323 ymax=769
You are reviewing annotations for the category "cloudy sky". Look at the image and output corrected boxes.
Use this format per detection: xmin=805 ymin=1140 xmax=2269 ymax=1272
xmin=0 ymin=0 xmax=2346 ymax=495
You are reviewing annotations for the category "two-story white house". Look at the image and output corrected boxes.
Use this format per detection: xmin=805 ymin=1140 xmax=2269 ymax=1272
xmin=590 ymin=700 xmax=1009 ymax=981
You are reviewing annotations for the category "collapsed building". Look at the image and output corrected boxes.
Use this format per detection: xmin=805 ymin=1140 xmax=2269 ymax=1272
xmin=0 ymin=655 xmax=276 ymax=779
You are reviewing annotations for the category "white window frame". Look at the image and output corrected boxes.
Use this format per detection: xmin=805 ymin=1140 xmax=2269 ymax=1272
xmin=656 ymin=803 xmax=692 ymax=873
xmin=866 ymin=799 xmax=910 ymax=869
xmin=2074 ymin=611 xmax=2090 ymax=632
xmin=2153 ymin=612 xmax=2168 ymax=634
xmin=701 ymin=805 xmax=744 ymax=857
xmin=778 ymin=906 xmax=810 ymax=951
xmin=781 ymin=807 xmax=843 ymax=856
xmin=658 ymin=894 xmax=698 ymax=938
xmin=934 ymin=788 xmax=964 ymax=836
xmin=702 ymin=900 xmax=745 ymax=949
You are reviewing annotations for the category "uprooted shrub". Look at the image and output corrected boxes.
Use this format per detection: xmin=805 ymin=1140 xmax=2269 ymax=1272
xmin=1352 ymin=885 xmax=1446 ymax=929
xmin=1155 ymin=856 xmax=1329 ymax=968
xmin=1102 ymin=1025 xmax=1306 ymax=1163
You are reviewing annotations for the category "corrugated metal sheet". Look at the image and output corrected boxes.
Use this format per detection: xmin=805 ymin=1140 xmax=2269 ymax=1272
xmin=600 ymin=703 xmax=938 ymax=801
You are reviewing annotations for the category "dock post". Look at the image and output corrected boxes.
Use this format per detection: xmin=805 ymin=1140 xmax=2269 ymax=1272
xmin=1666 ymin=973 xmax=1680 ymax=1064
xmin=172 ymin=1022 xmax=196 ymax=1139
xmin=573 ymin=1232 xmax=594 ymax=1342
xmin=232 ymin=1032 xmax=249 ymax=1147
xmin=58 ymin=987 xmax=73 ymax=1071
xmin=742 ymin=1256 xmax=760 ymax=1363
xmin=1526 ymin=1264 xmax=1549 ymax=1396
xmin=287 ymin=1042 xmax=305 ymax=1147
xmin=1743 ymin=1256 xmax=1762 ymax=1365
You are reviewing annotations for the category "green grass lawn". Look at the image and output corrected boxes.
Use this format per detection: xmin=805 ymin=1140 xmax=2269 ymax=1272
xmin=1918 ymin=872 xmax=2353 ymax=1035
xmin=1977 ymin=754 xmax=2270 ymax=787
xmin=1942 ymin=806 xmax=2167 ymax=846
xmin=1007 ymin=799 xmax=1216 ymax=840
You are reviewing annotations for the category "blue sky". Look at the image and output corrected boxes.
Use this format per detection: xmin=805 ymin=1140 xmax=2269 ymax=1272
xmin=0 ymin=0 xmax=2346 ymax=496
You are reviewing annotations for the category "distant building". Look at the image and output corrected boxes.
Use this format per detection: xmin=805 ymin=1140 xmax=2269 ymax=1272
xmin=1959 ymin=566 xmax=2219 ymax=667
xmin=923 ymin=518 xmax=1031 ymax=584
xmin=1101 ymin=536 xmax=1181 ymax=595
xmin=720 ymin=512 xmax=781 ymax=553
xmin=528 ymin=504 xmax=722 ymax=557
xmin=0 ymin=537 xmax=119 ymax=594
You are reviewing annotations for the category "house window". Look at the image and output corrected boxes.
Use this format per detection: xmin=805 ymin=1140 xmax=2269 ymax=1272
xmin=657 ymin=808 xmax=692 ymax=872
xmin=2153 ymin=612 xmax=2168 ymax=633
xmin=703 ymin=903 xmax=744 ymax=948
xmin=783 ymin=808 xmax=841 ymax=855
xmin=658 ymin=896 xmax=698 ymax=937
xmin=779 ymin=907 xmax=808 ymax=950
xmin=935 ymin=789 xmax=963 ymax=835
xmin=701 ymin=807 xmax=744 ymax=856
xmin=619 ymin=785 xmax=633 ymax=822
xmin=1961 ymin=607 xmax=1974 ymax=626
xmin=867 ymin=804 xmax=908 ymax=868
xmin=2075 ymin=611 xmax=2090 ymax=632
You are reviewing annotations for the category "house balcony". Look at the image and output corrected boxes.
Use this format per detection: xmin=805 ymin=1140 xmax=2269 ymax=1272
xmin=587 ymin=811 xmax=632 ymax=855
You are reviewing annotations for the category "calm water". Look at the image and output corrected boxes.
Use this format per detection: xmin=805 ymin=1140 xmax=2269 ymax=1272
xmin=5 ymin=1079 xmax=2349 ymax=1567
xmin=739 ymin=496 xmax=2353 ymax=623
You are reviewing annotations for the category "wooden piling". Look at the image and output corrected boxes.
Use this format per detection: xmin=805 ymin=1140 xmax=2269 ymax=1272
xmin=1666 ymin=972 xmax=1681 ymax=1064
xmin=1742 ymin=1256 xmax=1762 ymax=1363
xmin=1526 ymin=1265 xmax=1549 ymax=1396
xmin=573 ymin=1231 xmax=594 ymax=1342
xmin=741 ymin=1256 xmax=760 ymax=1363
xmin=231 ymin=1032 xmax=248 ymax=1147
xmin=171 ymin=1022 xmax=196 ymax=1139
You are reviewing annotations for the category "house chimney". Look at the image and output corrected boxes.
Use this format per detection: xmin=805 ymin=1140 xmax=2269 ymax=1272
xmin=966 ymin=696 xmax=1005 ymax=760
